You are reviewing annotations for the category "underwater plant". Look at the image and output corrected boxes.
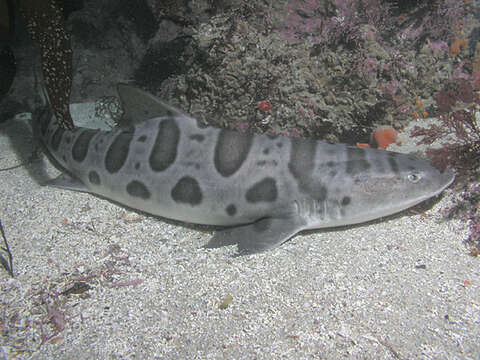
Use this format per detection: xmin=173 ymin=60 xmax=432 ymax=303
xmin=411 ymin=78 xmax=480 ymax=254
xmin=18 ymin=0 xmax=75 ymax=130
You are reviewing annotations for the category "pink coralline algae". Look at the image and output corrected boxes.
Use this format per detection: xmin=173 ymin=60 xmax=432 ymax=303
xmin=280 ymin=0 xmax=393 ymax=46
xmin=258 ymin=101 xmax=272 ymax=112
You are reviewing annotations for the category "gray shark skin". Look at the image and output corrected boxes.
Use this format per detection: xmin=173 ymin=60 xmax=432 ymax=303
xmin=37 ymin=85 xmax=455 ymax=254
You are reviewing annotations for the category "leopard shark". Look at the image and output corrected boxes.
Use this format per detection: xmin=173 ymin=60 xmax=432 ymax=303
xmin=36 ymin=85 xmax=455 ymax=254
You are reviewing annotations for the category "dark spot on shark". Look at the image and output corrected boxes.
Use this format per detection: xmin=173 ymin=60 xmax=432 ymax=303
xmin=345 ymin=160 xmax=371 ymax=175
xmin=105 ymin=132 xmax=133 ymax=173
xmin=315 ymin=185 xmax=327 ymax=201
xmin=341 ymin=196 xmax=351 ymax=206
xmin=246 ymin=177 xmax=278 ymax=203
xmin=267 ymin=135 xmax=278 ymax=140
xmin=88 ymin=171 xmax=101 ymax=185
xmin=388 ymin=157 xmax=399 ymax=173
xmin=329 ymin=170 xmax=337 ymax=177
xmin=72 ymin=129 xmax=98 ymax=162
xmin=62 ymin=155 xmax=67 ymax=163
xmin=226 ymin=204 xmax=237 ymax=216
xmin=387 ymin=152 xmax=400 ymax=173
xmin=276 ymin=142 xmax=283 ymax=148
xmin=171 ymin=176 xmax=202 ymax=206
xmin=289 ymin=139 xmax=316 ymax=174
xmin=149 ymin=118 xmax=180 ymax=172
xmin=345 ymin=147 xmax=371 ymax=175
xmin=263 ymin=148 xmax=270 ymax=155
xmin=135 ymin=162 xmax=140 ymax=170
xmin=289 ymin=139 xmax=327 ymax=201
xmin=190 ymin=134 xmax=205 ymax=142
xmin=214 ymin=129 xmax=252 ymax=177
xmin=137 ymin=135 xmax=147 ymax=142
xmin=64 ymin=134 xmax=72 ymax=144
xmin=374 ymin=159 xmax=386 ymax=173
xmin=127 ymin=180 xmax=151 ymax=200
xmin=51 ymin=127 xmax=65 ymax=151
xmin=326 ymin=161 xmax=335 ymax=167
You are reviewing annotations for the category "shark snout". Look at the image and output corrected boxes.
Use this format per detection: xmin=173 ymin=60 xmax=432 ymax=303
xmin=437 ymin=168 xmax=455 ymax=192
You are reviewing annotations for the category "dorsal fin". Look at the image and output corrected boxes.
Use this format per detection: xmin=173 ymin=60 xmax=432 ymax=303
xmin=116 ymin=84 xmax=187 ymax=127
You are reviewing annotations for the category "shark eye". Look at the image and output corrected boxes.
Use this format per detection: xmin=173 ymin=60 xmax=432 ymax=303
xmin=407 ymin=171 xmax=422 ymax=183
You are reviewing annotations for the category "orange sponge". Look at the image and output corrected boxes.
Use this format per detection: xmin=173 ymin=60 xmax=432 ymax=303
xmin=357 ymin=126 xmax=400 ymax=150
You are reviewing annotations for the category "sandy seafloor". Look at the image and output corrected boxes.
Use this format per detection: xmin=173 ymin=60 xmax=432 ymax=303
xmin=0 ymin=111 xmax=479 ymax=359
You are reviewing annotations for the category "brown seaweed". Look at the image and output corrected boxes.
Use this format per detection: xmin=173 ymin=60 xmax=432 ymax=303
xmin=18 ymin=0 xmax=74 ymax=130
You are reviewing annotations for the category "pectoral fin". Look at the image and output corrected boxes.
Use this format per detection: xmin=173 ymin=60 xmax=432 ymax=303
xmin=205 ymin=216 xmax=306 ymax=254
xmin=47 ymin=173 xmax=89 ymax=192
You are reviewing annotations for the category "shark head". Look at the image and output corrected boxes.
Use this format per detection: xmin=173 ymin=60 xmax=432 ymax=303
xmin=329 ymin=147 xmax=455 ymax=226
